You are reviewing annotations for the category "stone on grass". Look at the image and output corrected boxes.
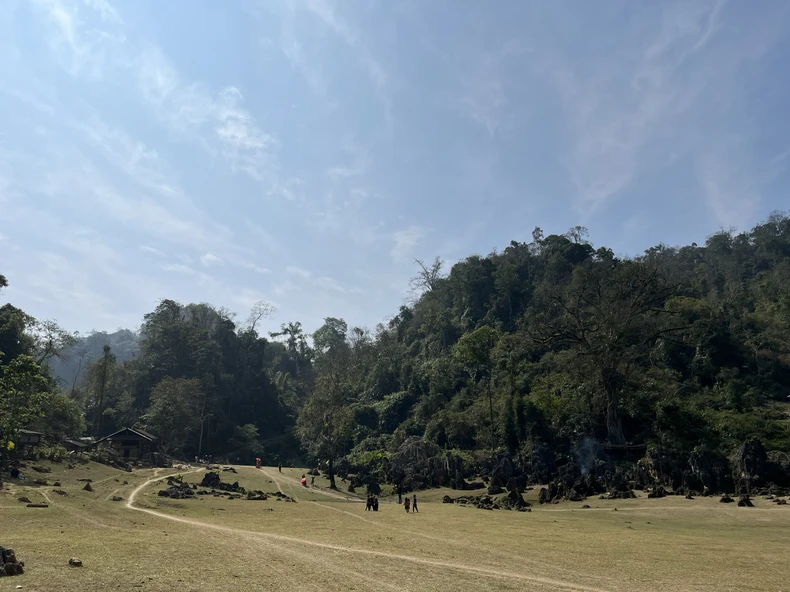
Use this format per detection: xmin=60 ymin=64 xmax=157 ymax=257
xmin=82 ymin=483 xmax=93 ymax=492
xmin=68 ymin=557 xmax=82 ymax=567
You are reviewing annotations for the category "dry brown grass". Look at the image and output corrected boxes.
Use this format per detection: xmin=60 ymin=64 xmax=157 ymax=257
xmin=3 ymin=461 xmax=789 ymax=591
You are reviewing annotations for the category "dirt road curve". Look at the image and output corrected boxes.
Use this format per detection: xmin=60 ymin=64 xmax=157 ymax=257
xmin=125 ymin=470 xmax=612 ymax=592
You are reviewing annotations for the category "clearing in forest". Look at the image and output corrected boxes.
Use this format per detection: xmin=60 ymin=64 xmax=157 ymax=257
xmin=2 ymin=460 xmax=789 ymax=592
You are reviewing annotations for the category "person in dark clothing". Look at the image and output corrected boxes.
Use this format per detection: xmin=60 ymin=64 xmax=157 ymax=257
xmin=397 ymin=484 xmax=402 ymax=504
xmin=404 ymin=497 xmax=411 ymax=513
xmin=278 ymin=463 xmax=282 ymax=473
xmin=412 ymin=494 xmax=418 ymax=513
xmin=366 ymin=495 xmax=372 ymax=511
xmin=372 ymin=497 xmax=379 ymax=511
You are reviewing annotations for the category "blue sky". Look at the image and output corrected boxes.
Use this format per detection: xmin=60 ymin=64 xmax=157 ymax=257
xmin=1 ymin=0 xmax=789 ymax=336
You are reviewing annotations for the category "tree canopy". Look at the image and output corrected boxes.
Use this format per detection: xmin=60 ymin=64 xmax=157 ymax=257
xmin=2 ymin=211 xmax=790 ymax=480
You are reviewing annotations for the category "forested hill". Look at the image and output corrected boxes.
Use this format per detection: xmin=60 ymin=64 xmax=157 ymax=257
xmin=48 ymin=329 xmax=139 ymax=390
xmin=2 ymin=213 xmax=790 ymax=485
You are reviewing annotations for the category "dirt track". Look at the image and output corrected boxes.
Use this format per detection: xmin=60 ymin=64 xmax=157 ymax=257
xmin=124 ymin=469 xmax=613 ymax=592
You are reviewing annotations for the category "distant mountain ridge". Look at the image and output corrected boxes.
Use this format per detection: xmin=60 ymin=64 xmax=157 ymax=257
xmin=49 ymin=329 xmax=140 ymax=388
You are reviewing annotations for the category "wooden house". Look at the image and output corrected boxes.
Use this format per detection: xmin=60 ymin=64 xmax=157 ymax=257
xmin=94 ymin=428 xmax=158 ymax=461
xmin=17 ymin=429 xmax=43 ymax=446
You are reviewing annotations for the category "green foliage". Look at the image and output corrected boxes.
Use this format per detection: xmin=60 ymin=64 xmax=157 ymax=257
xmin=142 ymin=377 xmax=205 ymax=453
xmin=229 ymin=423 xmax=262 ymax=462
xmin=32 ymin=444 xmax=68 ymax=463
xmin=0 ymin=354 xmax=51 ymax=452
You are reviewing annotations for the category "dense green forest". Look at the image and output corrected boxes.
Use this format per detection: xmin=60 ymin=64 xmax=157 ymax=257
xmin=2 ymin=213 xmax=790 ymax=493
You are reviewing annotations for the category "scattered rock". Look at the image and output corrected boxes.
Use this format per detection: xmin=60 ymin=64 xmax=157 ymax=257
xmin=31 ymin=465 xmax=51 ymax=473
xmin=157 ymin=483 xmax=195 ymax=499
xmin=17 ymin=497 xmax=31 ymax=504
xmin=501 ymin=489 xmax=531 ymax=510
xmin=774 ymin=499 xmax=787 ymax=505
xmin=82 ymin=483 xmax=93 ymax=492
xmin=582 ymin=504 xmax=591 ymax=509
xmin=53 ymin=490 xmax=68 ymax=496
xmin=737 ymin=495 xmax=754 ymax=507
xmin=68 ymin=557 xmax=82 ymax=567
xmin=26 ymin=504 xmax=49 ymax=508
xmin=53 ymin=481 xmax=61 ymax=487
xmin=487 ymin=484 xmax=504 ymax=495
xmin=647 ymin=485 xmax=667 ymax=499
xmin=442 ymin=495 xmax=454 ymax=504
xmin=222 ymin=466 xmax=238 ymax=474
xmin=685 ymin=493 xmax=695 ymax=500
xmin=112 ymin=496 xmax=123 ymax=502
xmin=199 ymin=471 xmax=222 ymax=489
xmin=347 ymin=484 xmax=355 ymax=493
xmin=0 ymin=547 xmax=25 ymax=576
xmin=77 ymin=479 xmax=93 ymax=483
xmin=720 ymin=495 xmax=735 ymax=503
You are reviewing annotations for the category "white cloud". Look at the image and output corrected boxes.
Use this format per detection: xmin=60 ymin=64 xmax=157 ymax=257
xmin=162 ymin=263 xmax=194 ymax=275
xmin=83 ymin=0 xmax=122 ymax=24
xmin=286 ymin=266 xmax=312 ymax=280
xmin=139 ymin=245 xmax=165 ymax=257
xmin=314 ymin=276 xmax=345 ymax=293
xmin=549 ymin=1 xmax=727 ymax=215
xmin=32 ymin=0 xmax=126 ymax=78
xmin=200 ymin=252 xmax=224 ymax=267
xmin=391 ymin=226 xmax=429 ymax=262
xmin=238 ymin=262 xmax=271 ymax=275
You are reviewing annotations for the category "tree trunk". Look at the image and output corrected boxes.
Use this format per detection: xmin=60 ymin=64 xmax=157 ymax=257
xmin=94 ymin=354 xmax=109 ymax=437
xmin=198 ymin=418 xmax=204 ymax=457
xmin=487 ymin=376 xmax=495 ymax=456
xmin=602 ymin=367 xmax=625 ymax=445
xmin=328 ymin=456 xmax=337 ymax=490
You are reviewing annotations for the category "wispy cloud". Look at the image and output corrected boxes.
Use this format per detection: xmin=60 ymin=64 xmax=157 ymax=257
xmin=550 ymin=0 xmax=726 ymax=215
xmin=139 ymin=245 xmax=165 ymax=257
xmin=391 ymin=226 xmax=429 ymax=263
xmin=286 ymin=266 xmax=311 ymax=280
xmin=32 ymin=0 xmax=126 ymax=78
xmin=200 ymin=252 xmax=223 ymax=267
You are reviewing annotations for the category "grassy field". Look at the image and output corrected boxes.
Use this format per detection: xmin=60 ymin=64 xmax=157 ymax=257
xmin=2 ymin=461 xmax=789 ymax=592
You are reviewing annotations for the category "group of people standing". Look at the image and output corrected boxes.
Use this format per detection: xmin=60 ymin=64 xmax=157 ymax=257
xmin=365 ymin=495 xmax=380 ymax=511
xmin=395 ymin=484 xmax=418 ymax=513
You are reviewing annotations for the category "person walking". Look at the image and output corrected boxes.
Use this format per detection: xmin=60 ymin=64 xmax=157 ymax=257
xmin=404 ymin=496 xmax=411 ymax=513
xmin=412 ymin=494 xmax=418 ymax=513
xmin=310 ymin=475 xmax=315 ymax=486
xmin=397 ymin=484 xmax=402 ymax=504
xmin=278 ymin=463 xmax=282 ymax=473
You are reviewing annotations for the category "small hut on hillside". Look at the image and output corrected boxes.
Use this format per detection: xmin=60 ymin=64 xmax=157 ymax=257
xmin=17 ymin=429 xmax=43 ymax=447
xmin=94 ymin=428 xmax=158 ymax=461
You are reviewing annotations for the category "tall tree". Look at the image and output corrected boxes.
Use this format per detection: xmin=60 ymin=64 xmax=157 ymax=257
xmin=0 ymin=355 xmax=51 ymax=457
xmin=89 ymin=345 xmax=116 ymax=437
xmin=455 ymin=325 xmax=499 ymax=455
xmin=142 ymin=377 xmax=204 ymax=453
xmin=528 ymin=260 xmax=682 ymax=444
xmin=297 ymin=318 xmax=352 ymax=489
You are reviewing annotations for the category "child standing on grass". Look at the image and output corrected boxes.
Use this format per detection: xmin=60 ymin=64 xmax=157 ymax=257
xmin=404 ymin=496 xmax=411 ymax=513
xmin=412 ymin=494 xmax=418 ymax=513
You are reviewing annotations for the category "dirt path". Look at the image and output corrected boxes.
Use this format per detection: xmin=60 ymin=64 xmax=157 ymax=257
xmin=125 ymin=471 xmax=612 ymax=592
xmin=261 ymin=467 xmax=361 ymax=503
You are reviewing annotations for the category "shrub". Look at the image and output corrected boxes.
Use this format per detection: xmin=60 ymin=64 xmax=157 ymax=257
xmin=32 ymin=444 xmax=68 ymax=463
